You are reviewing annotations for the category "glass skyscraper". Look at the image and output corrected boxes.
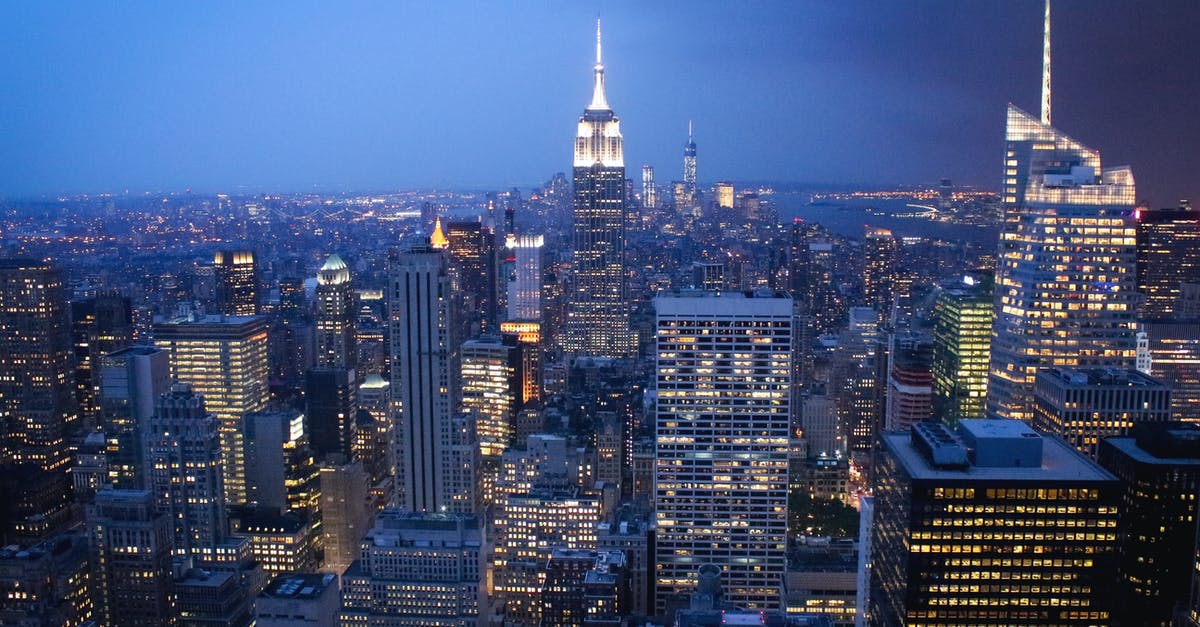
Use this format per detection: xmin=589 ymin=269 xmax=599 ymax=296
xmin=986 ymin=105 xmax=1139 ymax=421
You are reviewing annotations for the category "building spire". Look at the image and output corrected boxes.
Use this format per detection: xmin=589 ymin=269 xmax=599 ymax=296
xmin=587 ymin=18 xmax=609 ymax=110
xmin=688 ymin=119 xmax=693 ymax=142
xmin=1041 ymin=0 xmax=1051 ymax=125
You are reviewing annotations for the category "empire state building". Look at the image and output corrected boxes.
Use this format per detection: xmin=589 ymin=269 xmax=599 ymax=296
xmin=563 ymin=21 xmax=635 ymax=358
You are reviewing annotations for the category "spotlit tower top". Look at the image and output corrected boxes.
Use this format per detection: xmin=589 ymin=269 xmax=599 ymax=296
xmin=575 ymin=19 xmax=623 ymax=168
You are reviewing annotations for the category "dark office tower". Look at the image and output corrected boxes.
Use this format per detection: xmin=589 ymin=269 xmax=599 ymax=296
xmin=98 ymin=345 xmax=170 ymax=489
xmin=71 ymin=292 xmax=134 ymax=422
xmin=863 ymin=228 xmax=897 ymax=312
xmin=931 ymin=276 xmax=993 ymax=423
xmin=145 ymin=383 xmax=226 ymax=559
xmin=501 ymin=320 xmax=543 ymax=408
xmin=683 ymin=120 xmax=697 ymax=203
xmin=387 ymin=247 xmax=476 ymax=514
xmin=446 ymin=220 xmax=498 ymax=335
xmin=1142 ymin=318 xmax=1200 ymax=421
xmin=315 ymin=254 xmax=355 ymax=369
xmin=563 ymin=21 xmax=635 ymax=358
xmin=0 ymin=258 xmax=74 ymax=542
xmin=1136 ymin=203 xmax=1200 ymax=317
xmin=305 ymin=367 xmax=357 ymax=459
xmin=540 ymin=549 xmax=629 ymax=626
xmin=1032 ymin=367 xmax=1172 ymax=459
xmin=153 ymin=314 xmax=269 ymax=506
xmin=1098 ymin=423 xmax=1200 ymax=627
xmin=213 ymin=250 xmax=259 ymax=316
xmin=88 ymin=488 xmax=175 ymax=626
xmin=870 ymin=420 xmax=1120 ymax=627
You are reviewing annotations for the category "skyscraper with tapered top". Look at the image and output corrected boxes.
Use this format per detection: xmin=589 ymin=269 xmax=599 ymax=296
xmin=563 ymin=20 xmax=634 ymax=358
xmin=987 ymin=0 xmax=1139 ymax=421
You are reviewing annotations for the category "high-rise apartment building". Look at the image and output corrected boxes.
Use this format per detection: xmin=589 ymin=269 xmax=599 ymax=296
xmin=564 ymin=21 xmax=634 ymax=358
xmin=1136 ymin=204 xmax=1200 ymax=317
xmin=506 ymin=234 xmax=544 ymax=322
xmin=931 ymin=276 xmax=992 ymax=423
xmin=154 ymin=314 xmax=269 ymax=505
xmin=1098 ymin=423 xmax=1200 ymax=627
xmin=315 ymin=253 xmax=356 ymax=370
xmin=144 ymin=383 xmax=227 ymax=559
xmin=213 ymin=250 xmax=259 ymax=316
xmin=387 ymin=247 xmax=476 ymax=513
xmin=98 ymin=345 xmax=170 ymax=489
xmin=884 ymin=332 xmax=934 ymax=430
xmin=87 ymin=488 xmax=175 ymax=626
xmin=655 ymin=291 xmax=792 ymax=612
xmin=870 ymin=420 xmax=1120 ymax=626
xmin=0 ymin=258 xmax=75 ymax=542
xmin=1032 ymin=367 xmax=1172 ymax=459
xmin=339 ymin=510 xmax=483 ymax=627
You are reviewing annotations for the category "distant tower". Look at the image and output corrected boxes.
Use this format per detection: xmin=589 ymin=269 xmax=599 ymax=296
xmin=683 ymin=120 xmax=697 ymax=200
xmin=315 ymin=254 xmax=356 ymax=370
xmin=564 ymin=20 xmax=634 ymax=358
xmin=145 ymin=383 xmax=226 ymax=558
xmin=863 ymin=228 xmax=898 ymax=312
xmin=507 ymin=234 xmax=544 ymax=322
xmin=213 ymin=250 xmax=258 ymax=316
xmin=641 ymin=164 xmax=657 ymax=209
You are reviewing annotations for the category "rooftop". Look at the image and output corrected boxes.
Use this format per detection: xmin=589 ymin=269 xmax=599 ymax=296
xmin=1039 ymin=367 xmax=1167 ymax=389
xmin=261 ymin=573 xmax=336 ymax=600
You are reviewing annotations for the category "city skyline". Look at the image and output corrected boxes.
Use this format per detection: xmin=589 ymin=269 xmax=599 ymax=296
xmin=2 ymin=2 xmax=1198 ymax=207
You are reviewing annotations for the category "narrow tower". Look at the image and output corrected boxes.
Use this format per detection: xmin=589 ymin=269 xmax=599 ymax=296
xmin=1041 ymin=0 xmax=1052 ymax=126
xmin=563 ymin=20 xmax=634 ymax=358
xmin=683 ymin=120 xmax=697 ymax=200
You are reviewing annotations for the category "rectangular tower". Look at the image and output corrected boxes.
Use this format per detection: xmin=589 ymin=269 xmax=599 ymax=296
xmin=153 ymin=314 xmax=269 ymax=505
xmin=931 ymin=277 xmax=992 ymax=423
xmin=98 ymin=345 xmax=170 ymax=489
xmin=213 ymin=249 xmax=259 ymax=316
xmin=654 ymin=291 xmax=792 ymax=612
xmin=1136 ymin=204 xmax=1200 ymax=317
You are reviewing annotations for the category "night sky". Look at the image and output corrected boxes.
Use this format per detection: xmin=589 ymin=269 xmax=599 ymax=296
xmin=2 ymin=1 xmax=1196 ymax=206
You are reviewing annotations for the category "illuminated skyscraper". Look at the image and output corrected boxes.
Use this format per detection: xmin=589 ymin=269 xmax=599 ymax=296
xmin=641 ymin=164 xmax=657 ymax=209
xmin=506 ymin=234 xmax=544 ymax=322
xmin=153 ymin=315 xmax=270 ymax=505
xmin=387 ymin=247 xmax=476 ymax=513
xmin=986 ymin=8 xmax=1138 ymax=421
xmin=931 ymin=277 xmax=992 ymax=423
xmin=461 ymin=336 xmax=521 ymax=465
xmin=0 ymin=258 xmax=74 ymax=542
xmin=145 ymin=383 xmax=227 ymax=558
xmin=870 ymin=420 xmax=1120 ymax=626
xmin=213 ymin=250 xmax=259 ymax=316
xmin=1141 ymin=318 xmax=1200 ymax=422
xmin=1135 ymin=203 xmax=1200 ymax=317
xmin=715 ymin=182 xmax=734 ymax=209
xmin=884 ymin=332 xmax=934 ymax=431
xmin=564 ymin=20 xmax=634 ymax=358
xmin=654 ymin=292 xmax=792 ymax=612
xmin=683 ymin=120 xmax=697 ymax=202
xmin=315 ymin=253 xmax=356 ymax=370
xmin=863 ymin=228 xmax=897 ymax=312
